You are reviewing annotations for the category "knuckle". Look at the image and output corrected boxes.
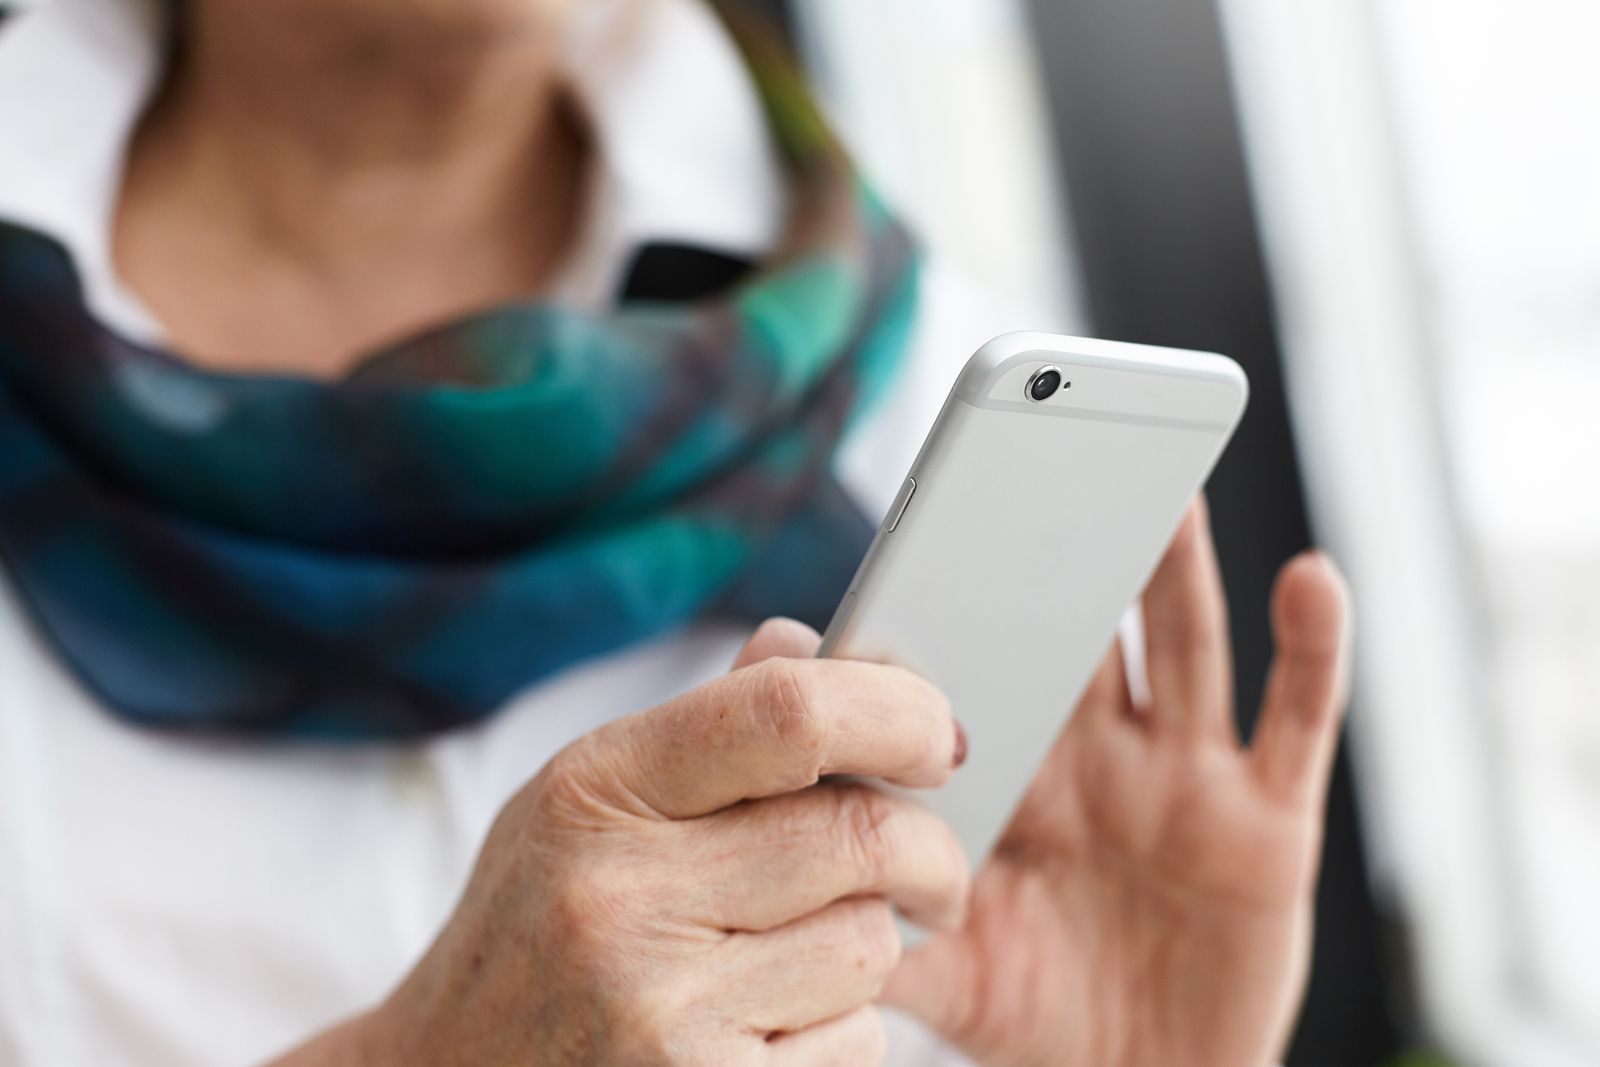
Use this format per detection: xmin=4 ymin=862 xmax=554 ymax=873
xmin=837 ymin=786 xmax=900 ymax=885
xmin=533 ymin=726 xmax=656 ymax=820
xmin=544 ymin=739 xmax=586 ymax=782
xmin=849 ymin=901 xmax=903 ymax=976
xmin=753 ymin=659 xmax=831 ymax=771
xmin=528 ymin=740 xmax=601 ymax=813
xmin=490 ymin=757 xmax=593 ymax=854
xmin=613 ymin=987 xmax=688 ymax=1064
xmin=547 ymin=862 xmax=632 ymax=951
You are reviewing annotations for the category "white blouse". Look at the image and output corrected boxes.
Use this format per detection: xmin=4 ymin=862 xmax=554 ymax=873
xmin=0 ymin=0 xmax=1002 ymax=1063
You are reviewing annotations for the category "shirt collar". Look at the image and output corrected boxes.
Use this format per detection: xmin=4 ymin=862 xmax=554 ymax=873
xmin=0 ymin=0 xmax=167 ymax=337
xmin=0 ymin=0 xmax=787 ymax=339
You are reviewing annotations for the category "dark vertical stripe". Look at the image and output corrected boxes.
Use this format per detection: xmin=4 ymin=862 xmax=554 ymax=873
xmin=738 ymin=0 xmax=797 ymax=44
xmin=1022 ymin=0 xmax=1404 ymax=1062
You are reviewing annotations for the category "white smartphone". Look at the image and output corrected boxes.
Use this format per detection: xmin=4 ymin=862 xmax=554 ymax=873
xmin=819 ymin=332 xmax=1249 ymax=867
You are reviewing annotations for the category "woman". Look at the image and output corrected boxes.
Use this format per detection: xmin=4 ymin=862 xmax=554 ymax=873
xmin=0 ymin=0 xmax=1352 ymax=1063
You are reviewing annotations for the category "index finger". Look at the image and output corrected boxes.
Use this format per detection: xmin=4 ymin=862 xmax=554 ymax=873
xmin=582 ymin=658 xmax=960 ymax=819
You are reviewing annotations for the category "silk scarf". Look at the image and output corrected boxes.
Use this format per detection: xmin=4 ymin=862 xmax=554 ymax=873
xmin=0 ymin=3 xmax=920 ymax=739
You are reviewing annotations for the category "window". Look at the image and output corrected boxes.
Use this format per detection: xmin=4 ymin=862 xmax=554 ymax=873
xmin=794 ymin=0 xmax=1082 ymax=333
xmin=1223 ymin=1 xmax=1600 ymax=1062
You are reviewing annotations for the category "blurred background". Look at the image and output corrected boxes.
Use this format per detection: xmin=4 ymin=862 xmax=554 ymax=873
xmin=767 ymin=0 xmax=1598 ymax=1064
xmin=10 ymin=0 xmax=1593 ymax=1062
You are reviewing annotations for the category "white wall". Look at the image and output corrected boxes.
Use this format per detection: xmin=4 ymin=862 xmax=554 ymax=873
xmin=1220 ymin=1 xmax=1600 ymax=1063
xmin=792 ymin=0 xmax=1084 ymax=335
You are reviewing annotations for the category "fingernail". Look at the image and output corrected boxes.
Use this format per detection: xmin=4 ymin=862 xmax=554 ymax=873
xmin=952 ymin=721 xmax=968 ymax=769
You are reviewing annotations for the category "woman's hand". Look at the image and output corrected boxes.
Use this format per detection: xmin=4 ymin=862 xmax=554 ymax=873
xmin=316 ymin=622 xmax=970 ymax=1066
xmin=880 ymin=501 xmax=1353 ymax=1067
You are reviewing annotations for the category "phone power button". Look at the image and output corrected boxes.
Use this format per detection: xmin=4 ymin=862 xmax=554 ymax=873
xmin=886 ymin=476 xmax=917 ymax=532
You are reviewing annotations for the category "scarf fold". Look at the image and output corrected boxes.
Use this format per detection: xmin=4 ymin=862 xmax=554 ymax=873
xmin=0 ymin=3 xmax=921 ymax=739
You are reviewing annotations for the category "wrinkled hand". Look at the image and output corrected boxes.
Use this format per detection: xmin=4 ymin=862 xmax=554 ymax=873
xmin=879 ymin=500 xmax=1353 ymax=1067
xmin=301 ymin=624 xmax=970 ymax=1067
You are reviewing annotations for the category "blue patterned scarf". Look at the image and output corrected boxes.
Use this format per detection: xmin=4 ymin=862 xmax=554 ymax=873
xmin=0 ymin=6 xmax=920 ymax=739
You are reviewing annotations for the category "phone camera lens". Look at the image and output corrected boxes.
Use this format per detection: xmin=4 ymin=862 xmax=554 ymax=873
xmin=1027 ymin=367 xmax=1063 ymax=402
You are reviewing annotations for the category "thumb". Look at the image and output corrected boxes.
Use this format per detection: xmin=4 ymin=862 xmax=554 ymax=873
xmin=879 ymin=933 xmax=975 ymax=1038
xmin=730 ymin=617 xmax=823 ymax=671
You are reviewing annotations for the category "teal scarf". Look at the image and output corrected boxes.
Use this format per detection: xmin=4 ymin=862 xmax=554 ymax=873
xmin=0 ymin=7 xmax=920 ymax=739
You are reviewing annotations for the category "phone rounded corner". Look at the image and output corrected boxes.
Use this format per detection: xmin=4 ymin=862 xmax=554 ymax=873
xmin=1218 ymin=355 xmax=1252 ymax=424
xmin=957 ymin=332 xmax=1063 ymax=402
xmin=1174 ymin=348 xmax=1251 ymax=427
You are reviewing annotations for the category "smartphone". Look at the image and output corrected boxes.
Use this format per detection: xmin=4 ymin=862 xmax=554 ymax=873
xmin=819 ymin=332 xmax=1249 ymax=867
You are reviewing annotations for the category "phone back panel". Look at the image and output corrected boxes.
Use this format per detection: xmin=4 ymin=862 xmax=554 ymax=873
xmin=819 ymin=334 xmax=1248 ymax=866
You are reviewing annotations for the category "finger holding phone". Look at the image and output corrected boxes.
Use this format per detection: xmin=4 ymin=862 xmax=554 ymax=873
xmin=282 ymin=627 xmax=969 ymax=1066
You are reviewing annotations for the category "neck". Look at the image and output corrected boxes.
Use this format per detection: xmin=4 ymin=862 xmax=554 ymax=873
xmin=117 ymin=0 xmax=590 ymax=374
xmin=133 ymin=0 xmax=582 ymax=267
